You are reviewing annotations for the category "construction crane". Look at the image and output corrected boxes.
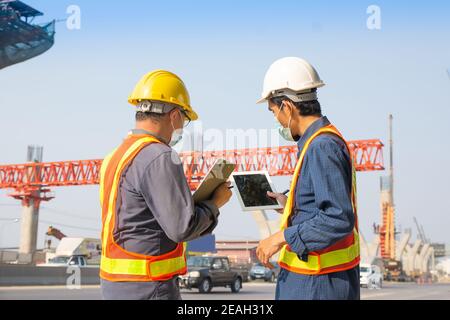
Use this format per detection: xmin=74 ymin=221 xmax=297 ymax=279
xmin=0 ymin=139 xmax=384 ymax=255
xmin=379 ymin=115 xmax=396 ymax=260
xmin=413 ymin=217 xmax=428 ymax=244
xmin=0 ymin=139 xmax=384 ymax=200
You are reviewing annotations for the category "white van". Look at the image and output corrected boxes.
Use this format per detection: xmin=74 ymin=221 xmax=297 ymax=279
xmin=360 ymin=264 xmax=383 ymax=289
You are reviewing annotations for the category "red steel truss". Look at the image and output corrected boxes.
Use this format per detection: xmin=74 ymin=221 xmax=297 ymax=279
xmin=0 ymin=139 xmax=384 ymax=202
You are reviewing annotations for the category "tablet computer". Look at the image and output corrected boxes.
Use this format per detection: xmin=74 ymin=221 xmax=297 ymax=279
xmin=192 ymin=158 xmax=236 ymax=203
xmin=230 ymin=171 xmax=283 ymax=211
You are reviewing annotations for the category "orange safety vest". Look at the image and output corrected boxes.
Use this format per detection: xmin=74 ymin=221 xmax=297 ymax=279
xmin=99 ymin=133 xmax=187 ymax=282
xmin=278 ymin=124 xmax=360 ymax=275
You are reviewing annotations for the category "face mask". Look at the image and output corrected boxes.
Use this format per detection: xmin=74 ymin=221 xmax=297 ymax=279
xmin=275 ymin=102 xmax=296 ymax=142
xmin=169 ymin=110 xmax=184 ymax=147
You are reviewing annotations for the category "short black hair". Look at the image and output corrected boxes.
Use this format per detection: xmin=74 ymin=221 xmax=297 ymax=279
xmin=135 ymin=111 xmax=166 ymax=122
xmin=270 ymin=89 xmax=322 ymax=117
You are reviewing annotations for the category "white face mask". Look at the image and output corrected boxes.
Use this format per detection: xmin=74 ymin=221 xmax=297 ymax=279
xmin=275 ymin=102 xmax=296 ymax=142
xmin=169 ymin=110 xmax=184 ymax=147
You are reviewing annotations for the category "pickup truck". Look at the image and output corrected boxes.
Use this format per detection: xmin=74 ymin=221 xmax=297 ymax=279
xmin=44 ymin=254 xmax=93 ymax=267
xmin=179 ymin=256 xmax=243 ymax=293
xmin=38 ymin=238 xmax=101 ymax=267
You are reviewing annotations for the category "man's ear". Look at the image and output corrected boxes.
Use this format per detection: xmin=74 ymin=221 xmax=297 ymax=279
xmin=168 ymin=108 xmax=178 ymax=122
xmin=283 ymin=100 xmax=296 ymax=116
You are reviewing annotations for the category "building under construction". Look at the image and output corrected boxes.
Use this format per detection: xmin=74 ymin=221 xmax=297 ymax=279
xmin=0 ymin=0 xmax=55 ymax=69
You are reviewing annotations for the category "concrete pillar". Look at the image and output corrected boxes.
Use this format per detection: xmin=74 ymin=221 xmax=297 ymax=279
xmin=250 ymin=210 xmax=281 ymax=261
xmin=19 ymin=193 xmax=40 ymax=255
xmin=359 ymin=232 xmax=370 ymax=262
xmin=430 ymin=248 xmax=435 ymax=271
xmin=18 ymin=145 xmax=43 ymax=257
xmin=405 ymin=240 xmax=421 ymax=276
xmin=421 ymin=246 xmax=434 ymax=273
xmin=417 ymin=243 xmax=430 ymax=272
xmin=395 ymin=231 xmax=411 ymax=261
xmin=251 ymin=210 xmax=280 ymax=239
xmin=369 ymin=236 xmax=380 ymax=259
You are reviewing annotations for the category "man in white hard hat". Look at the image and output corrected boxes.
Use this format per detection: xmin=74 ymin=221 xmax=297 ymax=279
xmin=255 ymin=57 xmax=360 ymax=300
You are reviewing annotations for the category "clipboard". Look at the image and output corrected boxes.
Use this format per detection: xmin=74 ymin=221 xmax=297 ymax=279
xmin=192 ymin=159 xmax=236 ymax=203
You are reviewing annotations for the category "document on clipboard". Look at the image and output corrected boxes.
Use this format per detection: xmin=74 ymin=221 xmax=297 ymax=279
xmin=192 ymin=159 xmax=236 ymax=204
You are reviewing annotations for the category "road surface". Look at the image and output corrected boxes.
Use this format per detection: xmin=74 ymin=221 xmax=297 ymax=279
xmin=1 ymin=282 xmax=449 ymax=300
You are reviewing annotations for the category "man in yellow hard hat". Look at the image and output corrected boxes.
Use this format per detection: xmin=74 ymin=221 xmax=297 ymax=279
xmin=99 ymin=70 xmax=232 ymax=300
xmin=255 ymin=57 xmax=360 ymax=300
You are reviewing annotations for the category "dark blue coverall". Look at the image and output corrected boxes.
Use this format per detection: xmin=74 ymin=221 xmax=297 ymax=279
xmin=276 ymin=116 xmax=360 ymax=300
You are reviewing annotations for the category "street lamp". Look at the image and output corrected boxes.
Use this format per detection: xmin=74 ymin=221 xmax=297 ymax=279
xmin=0 ymin=218 xmax=20 ymax=249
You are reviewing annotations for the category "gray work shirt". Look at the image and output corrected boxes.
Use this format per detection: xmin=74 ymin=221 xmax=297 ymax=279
xmin=101 ymin=129 xmax=220 ymax=300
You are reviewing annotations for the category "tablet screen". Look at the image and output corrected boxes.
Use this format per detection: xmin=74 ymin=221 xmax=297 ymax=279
xmin=232 ymin=174 xmax=278 ymax=207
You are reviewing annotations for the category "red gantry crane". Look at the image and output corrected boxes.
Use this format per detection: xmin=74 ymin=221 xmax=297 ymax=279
xmin=0 ymin=139 xmax=384 ymax=204
xmin=0 ymin=139 xmax=384 ymax=255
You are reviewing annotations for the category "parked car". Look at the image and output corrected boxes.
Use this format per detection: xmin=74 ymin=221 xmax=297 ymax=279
xmin=360 ymin=264 xmax=383 ymax=289
xmin=178 ymin=256 xmax=243 ymax=293
xmin=249 ymin=262 xmax=279 ymax=282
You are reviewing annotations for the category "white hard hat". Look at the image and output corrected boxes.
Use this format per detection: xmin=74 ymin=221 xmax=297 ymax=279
xmin=256 ymin=57 xmax=325 ymax=104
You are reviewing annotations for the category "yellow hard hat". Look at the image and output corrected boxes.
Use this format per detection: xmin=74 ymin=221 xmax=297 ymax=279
xmin=128 ymin=70 xmax=198 ymax=121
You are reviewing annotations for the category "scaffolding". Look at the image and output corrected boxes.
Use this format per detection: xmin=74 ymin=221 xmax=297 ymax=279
xmin=0 ymin=0 xmax=55 ymax=69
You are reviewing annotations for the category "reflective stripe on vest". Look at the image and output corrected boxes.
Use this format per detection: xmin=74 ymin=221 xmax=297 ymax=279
xmin=99 ymin=134 xmax=187 ymax=282
xmin=278 ymin=125 xmax=360 ymax=275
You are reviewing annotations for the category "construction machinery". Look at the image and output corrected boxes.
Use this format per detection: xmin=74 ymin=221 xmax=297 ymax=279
xmin=46 ymin=226 xmax=66 ymax=241
xmin=0 ymin=0 xmax=55 ymax=69
xmin=379 ymin=115 xmax=396 ymax=259
xmin=371 ymin=115 xmax=437 ymax=282
xmin=375 ymin=115 xmax=404 ymax=280
xmin=43 ymin=225 xmax=66 ymax=251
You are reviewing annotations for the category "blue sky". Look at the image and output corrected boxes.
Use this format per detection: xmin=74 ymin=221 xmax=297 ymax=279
xmin=1 ymin=1 xmax=449 ymax=249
